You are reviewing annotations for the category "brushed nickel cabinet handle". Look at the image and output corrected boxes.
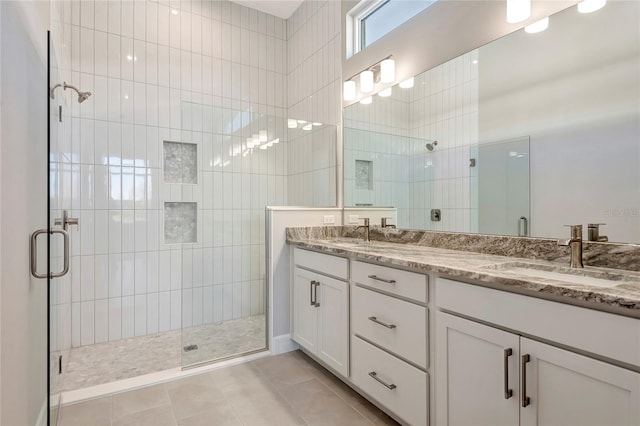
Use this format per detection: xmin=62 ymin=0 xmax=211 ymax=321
xmin=521 ymin=354 xmax=531 ymax=407
xmin=368 ymin=371 xmax=397 ymax=390
xmin=504 ymin=348 xmax=513 ymax=399
xmin=367 ymin=275 xmax=396 ymax=284
xmin=310 ymin=280 xmax=316 ymax=306
xmin=313 ymin=281 xmax=320 ymax=307
xmin=368 ymin=316 xmax=396 ymax=329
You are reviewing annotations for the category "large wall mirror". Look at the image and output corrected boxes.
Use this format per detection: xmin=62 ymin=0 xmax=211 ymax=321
xmin=343 ymin=1 xmax=639 ymax=243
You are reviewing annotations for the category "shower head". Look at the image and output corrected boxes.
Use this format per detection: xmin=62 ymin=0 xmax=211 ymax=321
xmin=77 ymin=91 xmax=92 ymax=103
xmin=49 ymin=82 xmax=92 ymax=104
xmin=426 ymin=141 xmax=438 ymax=151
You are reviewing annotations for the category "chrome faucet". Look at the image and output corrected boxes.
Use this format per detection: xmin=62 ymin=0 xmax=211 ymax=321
xmin=357 ymin=218 xmax=370 ymax=242
xmin=381 ymin=217 xmax=396 ymax=229
xmin=558 ymin=225 xmax=584 ymax=268
xmin=587 ymin=223 xmax=608 ymax=242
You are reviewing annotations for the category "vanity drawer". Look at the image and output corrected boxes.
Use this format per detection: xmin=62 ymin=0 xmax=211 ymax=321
xmin=351 ymin=261 xmax=427 ymax=303
xmin=352 ymin=336 xmax=428 ymax=426
xmin=352 ymin=285 xmax=428 ymax=369
xmin=294 ymin=248 xmax=348 ymax=280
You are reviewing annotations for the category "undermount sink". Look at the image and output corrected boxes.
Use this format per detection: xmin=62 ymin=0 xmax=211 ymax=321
xmin=484 ymin=262 xmax=635 ymax=289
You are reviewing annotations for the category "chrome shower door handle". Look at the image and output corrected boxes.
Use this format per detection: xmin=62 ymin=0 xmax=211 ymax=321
xmin=518 ymin=216 xmax=528 ymax=237
xmin=30 ymin=228 xmax=70 ymax=279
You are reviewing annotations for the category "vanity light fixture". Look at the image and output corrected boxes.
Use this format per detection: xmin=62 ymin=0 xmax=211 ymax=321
xmin=360 ymin=70 xmax=374 ymax=94
xmin=271 ymin=138 xmax=280 ymax=144
xmin=343 ymin=80 xmax=357 ymax=101
xmin=525 ymin=16 xmax=549 ymax=33
xmin=287 ymin=119 xmax=298 ymax=129
xmin=259 ymin=130 xmax=268 ymax=142
xmin=302 ymin=123 xmax=313 ymax=130
xmin=343 ymin=55 xmax=395 ymax=101
xmin=378 ymin=87 xmax=392 ymax=97
xmin=360 ymin=96 xmax=372 ymax=105
xmin=380 ymin=59 xmax=395 ymax=83
xmin=399 ymin=77 xmax=414 ymax=89
xmin=578 ymin=0 xmax=606 ymax=13
xmin=506 ymin=0 xmax=531 ymax=23
xmin=246 ymin=138 xmax=254 ymax=148
xmin=312 ymin=122 xmax=322 ymax=126
xmin=297 ymin=119 xmax=307 ymax=124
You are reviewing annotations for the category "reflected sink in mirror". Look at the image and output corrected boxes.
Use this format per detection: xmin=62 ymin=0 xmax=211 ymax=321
xmin=484 ymin=262 xmax=639 ymax=289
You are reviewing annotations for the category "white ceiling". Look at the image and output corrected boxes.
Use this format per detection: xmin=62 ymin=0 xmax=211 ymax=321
xmin=230 ymin=0 xmax=304 ymax=20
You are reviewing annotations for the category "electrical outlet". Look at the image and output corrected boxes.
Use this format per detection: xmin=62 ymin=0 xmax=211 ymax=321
xmin=349 ymin=215 xmax=360 ymax=224
xmin=323 ymin=215 xmax=335 ymax=224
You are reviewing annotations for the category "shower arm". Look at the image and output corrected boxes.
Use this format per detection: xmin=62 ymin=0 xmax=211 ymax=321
xmin=49 ymin=81 xmax=89 ymax=100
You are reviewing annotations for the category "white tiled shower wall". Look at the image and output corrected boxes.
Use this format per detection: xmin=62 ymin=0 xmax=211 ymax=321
xmin=51 ymin=0 xmax=302 ymax=348
xmin=286 ymin=0 xmax=341 ymax=206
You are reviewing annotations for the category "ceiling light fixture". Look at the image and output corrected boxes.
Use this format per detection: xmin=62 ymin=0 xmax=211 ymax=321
xmin=506 ymin=0 xmax=531 ymax=23
xmin=578 ymin=0 xmax=606 ymax=13
xmin=525 ymin=17 xmax=549 ymax=33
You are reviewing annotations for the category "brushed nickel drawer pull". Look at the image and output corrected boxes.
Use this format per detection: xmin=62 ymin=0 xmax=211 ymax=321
xmin=368 ymin=371 xmax=397 ymax=390
xmin=504 ymin=348 xmax=513 ymax=399
xmin=521 ymin=354 xmax=531 ymax=407
xmin=368 ymin=275 xmax=396 ymax=284
xmin=368 ymin=316 xmax=396 ymax=329
xmin=309 ymin=280 xmax=316 ymax=306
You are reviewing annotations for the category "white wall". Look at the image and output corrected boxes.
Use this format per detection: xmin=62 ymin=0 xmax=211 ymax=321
xmin=0 ymin=1 xmax=50 ymax=424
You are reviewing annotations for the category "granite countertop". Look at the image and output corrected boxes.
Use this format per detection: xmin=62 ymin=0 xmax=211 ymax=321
xmin=287 ymin=232 xmax=640 ymax=319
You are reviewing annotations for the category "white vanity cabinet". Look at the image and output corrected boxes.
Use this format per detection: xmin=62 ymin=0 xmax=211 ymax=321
xmin=435 ymin=278 xmax=640 ymax=426
xmin=350 ymin=261 xmax=429 ymax=426
xmin=292 ymin=248 xmax=349 ymax=378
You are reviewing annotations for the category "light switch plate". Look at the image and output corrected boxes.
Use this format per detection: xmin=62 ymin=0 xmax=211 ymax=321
xmin=349 ymin=215 xmax=359 ymax=224
xmin=323 ymin=215 xmax=335 ymax=224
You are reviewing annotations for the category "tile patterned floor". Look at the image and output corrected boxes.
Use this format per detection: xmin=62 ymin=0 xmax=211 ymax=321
xmin=58 ymin=351 xmax=400 ymax=426
xmin=63 ymin=315 xmax=266 ymax=392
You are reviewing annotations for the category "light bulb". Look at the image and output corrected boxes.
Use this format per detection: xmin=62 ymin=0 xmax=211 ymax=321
xmin=343 ymin=80 xmax=356 ymax=101
xmin=578 ymin=0 xmax=606 ymax=13
xmin=359 ymin=96 xmax=372 ymax=105
xmin=399 ymin=77 xmax=414 ymax=89
xmin=380 ymin=59 xmax=395 ymax=83
xmin=506 ymin=0 xmax=531 ymax=23
xmin=287 ymin=119 xmax=297 ymax=129
xmin=259 ymin=130 xmax=268 ymax=142
xmin=360 ymin=70 xmax=374 ymax=94
xmin=378 ymin=88 xmax=392 ymax=97
xmin=525 ymin=17 xmax=549 ymax=33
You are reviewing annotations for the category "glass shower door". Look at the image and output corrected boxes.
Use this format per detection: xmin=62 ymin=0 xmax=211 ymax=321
xmin=48 ymin=31 xmax=73 ymax=425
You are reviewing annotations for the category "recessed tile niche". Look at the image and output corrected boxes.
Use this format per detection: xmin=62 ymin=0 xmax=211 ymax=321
xmin=164 ymin=202 xmax=197 ymax=244
xmin=355 ymin=160 xmax=373 ymax=190
xmin=163 ymin=141 xmax=197 ymax=184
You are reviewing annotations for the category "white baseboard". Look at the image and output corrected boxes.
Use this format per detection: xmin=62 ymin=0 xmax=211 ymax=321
xmin=272 ymin=334 xmax=299 ymax=355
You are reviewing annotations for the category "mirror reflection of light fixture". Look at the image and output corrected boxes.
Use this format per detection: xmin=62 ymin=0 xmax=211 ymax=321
xmin=343 ymin=80 xmax=356 ymax=101
xmin=380 ymin=59 xmax=395 ymax=83
xmin=378 ymin=87 xmax=392 ymax=97
xmin=525 ymin=17 xmax=549 ymax=33
xmin=302 ymin=123 xmax=313 ymax=130
xmin=287 ymin=119 xmax=298 ymax=128
xmin=312 ymin=122 xmax=322 ymax=126
xmin=578 ymin=0 xmax=606 ymax=13
xmin=360 ymin=70 xmax=374 ymax=93
xmin=259 ymin=130 xmax=268 ymax=142
xmin=360 ymin=96 xmax=372 ymax=105
xmin=507 ymin=0 xmax=531 ymax=23
xmin=399 ymin=77 xmax=414 ymax=89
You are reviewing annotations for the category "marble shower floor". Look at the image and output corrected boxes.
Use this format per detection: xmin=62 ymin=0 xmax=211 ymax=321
xmin=62 ymin=315 xmax=266 ymax=392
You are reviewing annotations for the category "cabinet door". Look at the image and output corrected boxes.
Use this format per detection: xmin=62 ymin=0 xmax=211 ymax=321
xmin=292 ymin=267 xmax=318 ymax=353
xmin=435 ymin=312 xmax=520 ymax=426
xmin=520 ymin=338 xmax=640 ymax=426
xmin=317 ymin=275 xmax=349 ymax=377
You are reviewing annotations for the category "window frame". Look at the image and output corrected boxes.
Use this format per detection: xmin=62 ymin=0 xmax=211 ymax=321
xmin=346 ymin=0 xmax=388 ymax=58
